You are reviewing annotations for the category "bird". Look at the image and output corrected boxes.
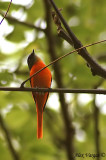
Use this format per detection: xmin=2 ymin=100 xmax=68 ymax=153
xmin=27 ymin=50 xmax=52 ymax=139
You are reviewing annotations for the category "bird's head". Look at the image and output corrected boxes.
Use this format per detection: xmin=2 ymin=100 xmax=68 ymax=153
xmin=27 ymin=49 xmax=38 ymax=70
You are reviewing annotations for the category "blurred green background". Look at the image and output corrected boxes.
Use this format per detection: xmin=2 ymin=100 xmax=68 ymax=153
xmin=0 ymin=0 xmax=106 ymax=160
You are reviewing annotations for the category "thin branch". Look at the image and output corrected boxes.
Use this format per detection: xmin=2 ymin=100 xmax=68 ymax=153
xmin=52 ymin=11 xmax=73 ymax=45
xmin=21 ymin=39 xmax=106 ymax=87
xmin=0 ymin=113 xmax=19 ymax=160
xmin=0 ymin=11 xmax=45 ymax=32
xmin=0 ymin=87 xmax=105 ymax=94
xmin=0 ymin=0 xmax=12 ymax=24
xmin=49 ymin=0 xmax=79 ymax=44
xmin=48 ymin=0 xmax=106 ymax=79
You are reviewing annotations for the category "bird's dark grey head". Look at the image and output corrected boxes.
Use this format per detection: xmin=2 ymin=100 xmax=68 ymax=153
xmin=27 ymin=49 xmax=36 ymax=70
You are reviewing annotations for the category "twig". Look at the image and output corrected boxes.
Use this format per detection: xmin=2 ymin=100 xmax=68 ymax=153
xmin=58 ymin=28 xmax=73 ymax=46
xmin=48 ymin=0 xmax=106 ymax=79
xmin=49 ymin=0 xmax=79 ymax=44
xmin=0 ymin=87 xmax=106 ymax=94
xmin=0 ymin=113 xmax=19 ymax=160
xmin=0 ymin=0 xmax=12 ymax=24
xmin=21 ymin=39 xmax=106 ymax=87
xmin=52 ymin=11 xmax=73 ymax=45
xmin=0 ymin=11 xmax=45 ymax=32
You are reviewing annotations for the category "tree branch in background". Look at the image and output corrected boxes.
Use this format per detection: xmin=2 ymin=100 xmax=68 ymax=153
xmin=0 ymin=11 xmax=45 ymax=32
xmin=48 ymin=0 xmax=106 ymax=79
xmin=93 ymin=80 xmax=104 ymax=160
xmin=43 ymin=0 xmax=75 ymax=159
xmin=93 ymin=97 xmax=100 ymax=160
xmin=0 ymin=113 xmax=19 ymax=160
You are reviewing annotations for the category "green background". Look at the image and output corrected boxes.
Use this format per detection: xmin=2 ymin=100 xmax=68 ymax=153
xmin=0 ymin=0 xmax=106 ymax=160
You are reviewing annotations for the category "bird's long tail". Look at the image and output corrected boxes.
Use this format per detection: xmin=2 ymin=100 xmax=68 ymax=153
xmin=37 ymin=108 xmax=43 ymax=139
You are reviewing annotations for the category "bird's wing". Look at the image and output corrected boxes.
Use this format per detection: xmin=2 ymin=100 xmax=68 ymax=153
xmin=43 ymin=76 xmax=52 ymax=111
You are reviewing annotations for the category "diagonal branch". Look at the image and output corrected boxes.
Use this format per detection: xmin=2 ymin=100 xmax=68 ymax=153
xmin=21 ymin=39 xmax=106 ymax=87
xmin=0 ymin=0 xmax=12 ymax=24
xmin=48 ymin=0 xmax=106 ymax=79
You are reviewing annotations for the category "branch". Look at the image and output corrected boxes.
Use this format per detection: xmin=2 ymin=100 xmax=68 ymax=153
xmin=93 ymin=80 xmax=103 ymax=160
xmin=0 ymin=87 xmax=106 ymax=94
xmin=48 ymin=0 xmax=106 ymax=79
xmin=58 ymin=28 xmax=73 ymax=45
xmin=43 ymin=1 xmax=74 ymax=159
xmin=0 ymin=0 xmax=12 ymax=24
xmin=93 ymin=99 xmax=100 ymax=160
xmin=0 ymin=113 xmax=19 ymax=160
xmin=0 ymin=11 xmax=45 ymax=32
xmin=21 ymin=39 xmax=106 ymax=87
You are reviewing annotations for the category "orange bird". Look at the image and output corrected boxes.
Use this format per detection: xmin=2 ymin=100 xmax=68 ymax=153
xmin=27 ymin=50 xmax=52 ymax=139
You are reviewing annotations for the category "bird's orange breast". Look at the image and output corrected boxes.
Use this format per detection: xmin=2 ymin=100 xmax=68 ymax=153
xmin=30 ymin=60 xmax=52 ymax=88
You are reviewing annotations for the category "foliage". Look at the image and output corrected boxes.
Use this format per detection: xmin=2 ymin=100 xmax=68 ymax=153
xmin=0 ymin=0 xmax=106 ymax=160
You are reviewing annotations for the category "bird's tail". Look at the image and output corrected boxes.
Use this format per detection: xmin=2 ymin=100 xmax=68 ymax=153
xmin=37 ymin=109 xmax=43 ymax=139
